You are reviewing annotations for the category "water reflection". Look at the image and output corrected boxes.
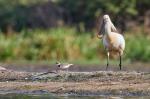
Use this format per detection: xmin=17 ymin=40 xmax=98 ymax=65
xmin=0 ymin=94 xmax=149 ymax=99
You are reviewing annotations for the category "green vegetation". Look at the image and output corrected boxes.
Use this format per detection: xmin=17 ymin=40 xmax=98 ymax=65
xmin=0 ymin=0 xmax=149 ymax=33
xmin=0 ymin=1 xmax=149 ymax=64
xmin=0 ymin=27 xmax=149 ymax=64
xmin=126 ymin=33 xmax=150 ymax=62
xmin=0 ymin=27 xmax=100 ymax=63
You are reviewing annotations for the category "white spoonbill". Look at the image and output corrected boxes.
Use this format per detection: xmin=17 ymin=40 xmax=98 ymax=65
xmin=97 ymin=15 xmax=125 ymax=70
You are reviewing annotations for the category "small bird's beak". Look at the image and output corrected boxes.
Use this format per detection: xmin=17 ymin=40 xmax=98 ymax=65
xmin=56 ymin=61 xmax=59 ymax=64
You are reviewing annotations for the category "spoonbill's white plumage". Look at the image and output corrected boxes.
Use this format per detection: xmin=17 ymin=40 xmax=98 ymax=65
xmin=97 ymin=15 xmax=125 ymax=70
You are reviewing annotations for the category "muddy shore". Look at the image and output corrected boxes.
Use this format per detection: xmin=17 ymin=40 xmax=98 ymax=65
xmin=0 ymin=70 xmax=149 ymax=96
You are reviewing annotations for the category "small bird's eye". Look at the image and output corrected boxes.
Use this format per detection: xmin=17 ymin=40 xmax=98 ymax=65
xmin=58 ymin=65 xmax=60 ymax=67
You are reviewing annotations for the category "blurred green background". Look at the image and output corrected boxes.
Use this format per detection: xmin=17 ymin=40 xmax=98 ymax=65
xmin=0 ymin=0 xmax=150 ymax=65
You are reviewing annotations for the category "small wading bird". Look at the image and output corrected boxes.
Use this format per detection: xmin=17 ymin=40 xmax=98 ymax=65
xmin=56 ymin=61 xmax=73 ymax=72
xmin=97 ymin=15 xmax=125 ymax=70
xmin=33 ymin=62 xmax=74 ymax=76
xmin=31 ymin=62 xmax=73 ymax=77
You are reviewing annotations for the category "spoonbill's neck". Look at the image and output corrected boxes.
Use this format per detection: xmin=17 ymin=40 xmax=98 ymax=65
xmin=104 ymin=22 xmax=112 ymax=35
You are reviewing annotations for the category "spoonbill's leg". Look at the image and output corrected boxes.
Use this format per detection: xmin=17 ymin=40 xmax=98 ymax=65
xmin=106 ymin=52 xmax=109 ymax=70
xmin=119 ymin=54 xmax=122 ymax=70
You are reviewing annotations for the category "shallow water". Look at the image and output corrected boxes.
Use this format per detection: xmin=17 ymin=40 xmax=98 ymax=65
xmin=0 ymin=94 xmax=149 ymax=99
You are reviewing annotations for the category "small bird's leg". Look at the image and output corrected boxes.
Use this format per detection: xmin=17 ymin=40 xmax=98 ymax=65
xmin=106 ymin=51 xmax=109 ymax=70
xmin=56 ymin=68 xmax=60 ymax=73
xmin=119 ymin=54 xmax=122 ymax=70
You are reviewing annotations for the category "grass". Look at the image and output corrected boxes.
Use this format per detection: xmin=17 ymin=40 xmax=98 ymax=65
xmin=0 ymin=27 xmax=150 ymax=64
xmin=125 ymin=34 xmax=150 ymax=62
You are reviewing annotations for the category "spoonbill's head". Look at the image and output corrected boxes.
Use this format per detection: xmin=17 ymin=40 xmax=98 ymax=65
xmin=97 ymin=14 xmax=109 ymax=39
xmin=103 ymin=14 xmax=110 ymax=23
